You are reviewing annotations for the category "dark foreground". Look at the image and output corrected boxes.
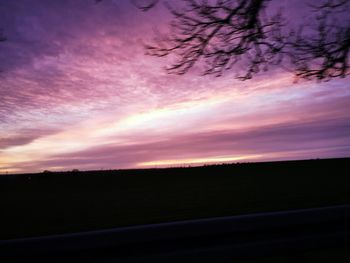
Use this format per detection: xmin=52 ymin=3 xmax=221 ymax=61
xmin=1 ymin=158 xmax=350 ymax=240
xmin=1 ymin=204 xmax=350 ymax=262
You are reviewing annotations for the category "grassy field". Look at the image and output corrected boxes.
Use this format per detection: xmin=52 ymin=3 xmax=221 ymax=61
xmin=1 ymin=158 xmax=350 ymax=240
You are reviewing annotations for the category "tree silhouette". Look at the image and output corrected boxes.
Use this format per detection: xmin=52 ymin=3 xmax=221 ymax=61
xmin=290 ymin=0 xmax=350 ymax=80
xmin=146 ymin=0 xmax=285 ymax=80
xmin=143 ymin=0 xmax=350 ymax=81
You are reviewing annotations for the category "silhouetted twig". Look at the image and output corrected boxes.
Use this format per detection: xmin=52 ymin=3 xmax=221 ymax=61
xmin=0 ymin=29 xmax=6 ymax=42
xmin=131 ymin=0 xmax=159 ymax=11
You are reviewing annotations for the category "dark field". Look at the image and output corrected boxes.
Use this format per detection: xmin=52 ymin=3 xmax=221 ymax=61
xmin=1 ymin=158 xmax=349 ymax=240
xmin=238 ymin=246 xmax=350 ymax=263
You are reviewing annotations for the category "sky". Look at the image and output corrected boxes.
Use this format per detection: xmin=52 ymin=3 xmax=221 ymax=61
xmin=0 ymin=0 xmax=349 ymax=173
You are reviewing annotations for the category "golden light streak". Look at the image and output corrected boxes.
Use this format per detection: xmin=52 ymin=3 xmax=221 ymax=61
xmin=137 ymin=154 xmax=262 ymax=167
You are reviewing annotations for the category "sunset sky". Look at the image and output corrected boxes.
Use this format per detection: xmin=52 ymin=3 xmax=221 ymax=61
xmin=0 ymin=0 xmax=349 ymax=173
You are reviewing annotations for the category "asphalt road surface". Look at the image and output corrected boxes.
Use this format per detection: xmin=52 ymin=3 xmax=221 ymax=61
xmin=1 ymin=204 xmax=350 ymax=262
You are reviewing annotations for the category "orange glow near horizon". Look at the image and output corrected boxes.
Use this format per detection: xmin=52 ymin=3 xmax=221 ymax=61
xmin=137 ymin=155 xmax=263 ymax=167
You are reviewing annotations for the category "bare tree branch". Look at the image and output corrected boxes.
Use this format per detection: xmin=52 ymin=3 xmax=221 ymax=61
xmin=145 ymin=0 xmax=287 ymax=80
xmin=290 ymin=0 xmax=350 ymax=80
xmin=145 ymin=0 xmax=349 ymax=81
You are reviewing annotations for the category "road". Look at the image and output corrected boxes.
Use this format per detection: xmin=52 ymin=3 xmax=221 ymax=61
xmin=1 ymin=204 xmax=350 ymax=262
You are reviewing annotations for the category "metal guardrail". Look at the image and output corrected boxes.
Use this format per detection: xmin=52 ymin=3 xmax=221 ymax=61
xmin=1 ymin=204 xmax=350 ymax=262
